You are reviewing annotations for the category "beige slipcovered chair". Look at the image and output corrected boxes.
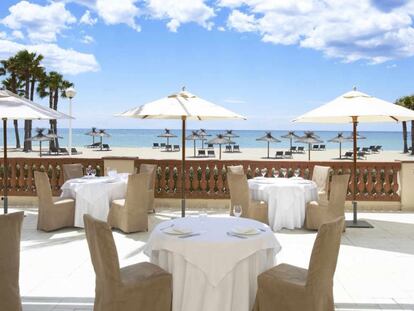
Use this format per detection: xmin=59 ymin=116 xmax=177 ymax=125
xmin=312 ymin=165 xmax=331 ymax=201
xmin=83 ymin=215 xmax=172 ymax=311
xmin=253 ymin=216 xmax=345 ymax=311
xmin=139 ymin=164 xmax=157 ymax=213
xmin=306 ymin=174 xmax=350 ymax=231
xmin=62 ymin=163 xmax=83 ymax=181
xmin=227 ymin=172 xmax=268 ymax=224
xmin=227 ymin=165 xmax=244 ymax=175
xmin=34 ymin=171 xmax=75 ymax=232
xmin=0 ymin=212 xmax=24 ymax=311
xmin=108 ymin=173 xmax=150 ymax=233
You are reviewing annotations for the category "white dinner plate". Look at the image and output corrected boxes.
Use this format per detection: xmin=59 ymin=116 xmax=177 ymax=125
xmin=164 ymin=226 xmax=193 ymax=235
xmin=231 ymin=227 xmax=261 ymax=235
xmin=254 ymin=176 xmax=267 ymax=180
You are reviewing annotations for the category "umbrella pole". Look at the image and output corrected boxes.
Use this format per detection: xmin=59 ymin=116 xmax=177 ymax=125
xmin=181 ymin=117 xmax=186 ymax=217
xmin=290 ymin=137 xmax=292 ymax=149
xmin=193 ymin=140 xmax=196 ymax=157
xmin=347 ymin=117 xmax=372 ymax=228
xmin=308 ymin=143 xmax=311 ymax=161
xmin=39 ymin=141 xmax=42 ymax=157
xmin=3 ymin=118 xmax=8 ymax=214
xmin=219 ymin=144 xmax=222 ymax=160
xmin=339 ymin=142 xmax=342 ymax=159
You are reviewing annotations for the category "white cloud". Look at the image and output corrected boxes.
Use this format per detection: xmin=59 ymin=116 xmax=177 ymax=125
xmin=1 ymin=1 xmax=76 ymax=43
xmin=80 ymin=10 xmax=97 ymax=25
xmin=0 ymin=32 xmax=7 ymax=39
xmin=217 ymin=26 xmax=226 ymax=32
xmin=220 ymin=0 xmax=414 ymax=63
xmin=81 ymin=35 xmax=95 ymax=44
xmin=224 ymin=98 xmax=246 ymax=104
xmin=145 ymin=0 xmax=215 ymax=32
xmin=11 ymin=30 xmax=24 ymax=40
xmin=0 ymin=39 xmax=99 ymax=75
xmin=95 ymin=0 xmax=140 ymax=31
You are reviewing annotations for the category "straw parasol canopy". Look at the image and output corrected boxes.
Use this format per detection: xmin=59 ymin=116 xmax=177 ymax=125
xmin=97 ymin=129 xmax=111 ymax=150
xmin=346 ymin=132 xmax=366 ymax=140
xmin=256 ymin=131 xmax=281 ymax=159
xmin=294 ymin=87 xmax=414 ymax=228
xmin=116 ymin=87 xmax=245 ymax=217
xmin=186 ymin=130 xmax=203 ymax=157
xmin=207 ymin=134 xmax=235 ymax=160
xmin=0 ymin=89 xmax=71 ymax=213
xmin=197 ymin=129 xmax=211 ymax=148
xmin=328 ymin=132 xmax=352 ymax=159
xmin=295 ymin=132 xmax=323 ymax=161
xmin=85 ymin=127 xmax=99 ymax=144
xmin=28 ymin=128 xmax=52 ymax=157
xmin=223 ymin=129 xmax=239 ymax=138
xmin=158 ymin=128 xmax=177 ymax=146
xmin=281 ymin=131 xmax=300 ymax=149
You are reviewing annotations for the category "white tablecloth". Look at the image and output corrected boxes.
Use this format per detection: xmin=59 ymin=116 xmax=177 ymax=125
xmin=248 ymin=177 xmax=318 ymax=231
xmin=60 ymin=176 xmax=127 ymax=227
xmin=145 ymin=217 xmax=281 ymax=311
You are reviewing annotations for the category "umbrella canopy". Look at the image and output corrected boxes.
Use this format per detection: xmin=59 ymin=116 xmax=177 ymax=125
xmin=158 ymin=128 xmax=177 ymax=146
xmin=304 ymin=131 xmax=320 ymax=138
xmin=0 ymin=89 xmax=71 ymax=213
xmin=85 ymin=127 xmax=99 ymax=144
xmin=46 ymin=129 xmax=63 ymax=140
xmin=223 ymin=129 xmax=239 ymax=138
xmin=328 ymin=132 xmax=352 ymax=159
xmin=295 ymin=132 xmax=323 ymax=161
xmin=28 ymin=128 xmax=52 ymax=157
xmin=207 ymin=134 xmax=235 ymax=160
xmin=97 ymin=129 xmax=110 ymax=150
xmin=197 ymin=129 xmax=211 ymax=148
xmin=186 ymin=131 xmax=203 ymax=157
xmin=256 ymin=132 xmax=281 ymax=158
xmin=281 ymin=131 xmax=300 ymax=149
xmin=294 ymin=87 xmax=414 ymax=228
xmin=116 ymin=87 xmax=246 ymax=217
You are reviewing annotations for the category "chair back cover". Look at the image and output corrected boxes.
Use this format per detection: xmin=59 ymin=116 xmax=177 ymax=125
xmin=307 ymin=217 xmax=344 ymax=292
xmin=227 ymin=165 xmax=244 ymax=175
xmin=227 ymin=172 xmax=250 ymax=217
xmin=312 ymin=165 xmax=331 ymax=193
xmin=84 ymin=215 xmax=121 ymax=284
xmin=139 ymin=164 xmax=157 ymax=190
xmin=63 ymin=163 xmax=83 ymax=181
xmin=328 ymin=174 xmax=350 ymax=216
xmin=125 ymin=173 xmax=151 ymax=222
xmin=0 ymin=212 xmax=24 ymax=311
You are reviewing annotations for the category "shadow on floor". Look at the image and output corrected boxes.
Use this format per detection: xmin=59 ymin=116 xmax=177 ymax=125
xmin=335 ymin=302 xmax=413 ymax=310
xmin=22 ymin=296 xmax=93 ymax=311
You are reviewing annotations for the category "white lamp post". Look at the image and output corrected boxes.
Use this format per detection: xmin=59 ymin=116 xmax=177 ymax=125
xmin=65 ymin=87 xmax=76 ymax=156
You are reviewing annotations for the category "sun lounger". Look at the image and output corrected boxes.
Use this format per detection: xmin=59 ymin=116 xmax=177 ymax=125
xmin=275 ymin=151 xmax=284 ymax=159
xmin=173 ymin=145 xmax=180 ymax=151
xmin=290 ymin=146 xmax=297 ymax=153
xmin=343 ymin=151 xmax=353 ymax=159
xmin=225 ymin=145 xmax=232 ymax=152
xmin=165 ymin=144 xmax=172 ymax=151
xmin=320 ymin=144 xmax=326 ymax=150
xmin=284 ymin=151 xmax=293 ymax=159
xmin=71 ymin=148 xmax=81 ymax=155
xmin=298 ymin=146 xmax=305 ymax=153
xmin=86 ymin=142 xmax=101 ymax=148
xmin=362 ymin=147 xmax=371 ymax=154
xmin=207 ymin=150 xmax=215 ymax=157
xmin=160 ymin=143 xmax=166 ymax=149
xmin=152 ymin=143 xmax=159 ymax=148
xmin=198 ymin=150 xmax=206 ymax=157
xmin=357 ymin=151 xmax=366 ymax=159
xmin=375 ymin=145 xmax=382 ymax=151
xmin=356 ymin=147 xmax=360 ymax=152
xmin=233 ymin=145 xmax=240 ymax=152
xmin=313 ymin=144 xmax=319 ymax=151
xmin=59 ymin=147 xmax=69 ymax=154
xmin=207 ymin=144 xmax=214 ymax=149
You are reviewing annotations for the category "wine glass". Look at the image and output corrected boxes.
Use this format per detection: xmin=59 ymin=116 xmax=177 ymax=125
xmin=233 ymin=205 xmax=242 ymax=217
xmin=294 ymin=169 xmax=300 ymax=178
xmin=91 ymin=169 xmax=97 ymax=177
xmin=273 ymin=170 xmax=280 ymax=178
xmin=281 ymin=168 xmax=287 ymax=178
xmin=199 ymin=208 xmax=208 ymax=221
xmin=261 ymin=168 xmax=267 ymax=177
xmin=86 ymin=165 xmax=92 ymax=176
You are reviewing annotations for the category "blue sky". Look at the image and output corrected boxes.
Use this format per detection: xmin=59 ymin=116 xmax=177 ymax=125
xmin=1 ymin=0 xmax=414 ymax=131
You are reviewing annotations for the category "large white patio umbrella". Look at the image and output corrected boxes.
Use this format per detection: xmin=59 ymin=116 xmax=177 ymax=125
xmin=294 ymin=87 xmax=414 ymax=228
xmin=116 ymin=87 xmax=246 ymax=217
xmin=0 ymin=89 xmax=71 ymax=213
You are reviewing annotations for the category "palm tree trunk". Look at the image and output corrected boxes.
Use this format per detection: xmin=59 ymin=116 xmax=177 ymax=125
xmin=13 ymin=120 xmax=20 ymax=149
xmin=402 ymin=121 xmax=408 ymax=153
xmin=23 ymin=75 xmax=32 ymax=152
xmin=411 ymin=121 xmax=414 ymax=155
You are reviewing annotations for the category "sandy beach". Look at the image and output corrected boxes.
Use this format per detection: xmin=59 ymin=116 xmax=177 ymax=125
xmin=4 ymin=146 xmax=413 ymax=162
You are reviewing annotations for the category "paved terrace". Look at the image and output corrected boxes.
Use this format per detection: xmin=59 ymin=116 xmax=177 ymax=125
xmin=12 ymin=206 xmax=414 ymax=311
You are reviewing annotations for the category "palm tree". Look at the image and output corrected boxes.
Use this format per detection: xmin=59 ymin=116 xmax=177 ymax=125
xmin=395 ymin=96 xmax=414 ymax=155
xmin=37 ymin=71 xmax=73 ymax=149
xmin=0 ymin=56 xmax=24 ymax=148
xmin=14 ymin=50 xmax=44 ymax=152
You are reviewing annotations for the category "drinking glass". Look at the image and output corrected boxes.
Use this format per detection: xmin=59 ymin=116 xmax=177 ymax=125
xmin=199 ymin=208 xmax=208 ymax=221
xmin=86 ymin=165 xmax=92 ymax=176
xmin=294 ymin=169 xmax=300 ymax=177
xmin=91 ymin=169 xmax=97 ymax=177
xmin=273 ymin=170 xmax=280 ymax=178
xmin=281 ymin=168 xmax=287 ymax=178
xmin=261 ymin=168 xmax=267 ymax=177
xmin=233 ymin=205 xmax=242 ymax=217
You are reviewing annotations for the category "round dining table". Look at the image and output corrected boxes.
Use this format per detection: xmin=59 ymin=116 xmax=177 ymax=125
xmin=60 ymin=175 xmax=128 ymax=227
xmin=145 ymin=216 xmax=281 ymax=311
xmin=248 ymin=177 xmax=318 ymax=231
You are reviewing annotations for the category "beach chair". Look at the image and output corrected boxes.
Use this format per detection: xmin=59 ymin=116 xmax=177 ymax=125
xmin=290 ymin=146 xmax=297 ymax=153
xmin=86 ymin=142 xmax=101 ymax=148
xmin=173 ymin=145 xmax=180 ymax=151
xmin=320 ymin=144 xmax=326 ymax=150
xmin=225 ymin=145 xmax=232 ymax=152
xmin=233 ymin=145 xmax=240 ymax=152
xmin=102 ymin=144 xmax=111 ymax=151
xmin=376 ymin=145 xmax=382 ymax=151
xmin=207 ymin=144 xmax=214 ymax=149
xmin=59 ymin=147 xmax=69 ymax=154
xmin=343 ymin=151 xmax=353 ymax=159
xmin=198 ymin=149 xmax=206 ymax=157
xmin=284 ymin=151 xmax=293 ymax=159
xmin=49 ymin=146 xmax=59 ymax=155
xmin=71 ymin=148 xmax=81 ymax=154
xmin=298 ymin=146 xmax=305 ymax=153
xmin=152 ymin=143 xmax=159 ymax=148
xmin=275 ymin=151 xmax=284 ymax=159
xmin=362 ymin=147 xmax=371 ymax=154
xmin=356 ymin=147 xmax=360 ymax=152
xmin=207 ymin=150 xmax=215 ymax=157
xmin=160 ymin=143 xmax=166 ymax=149
xmin=357 ymin=151 xmax=367 ymax=159
xmin=313 ymin=144 xmax=319 ymax=151
xmin=165 ymin=144 xmax=172 ymax=151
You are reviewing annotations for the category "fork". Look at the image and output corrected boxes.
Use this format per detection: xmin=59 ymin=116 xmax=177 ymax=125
xmin=227 ymin=232 xmax=247 ymax=239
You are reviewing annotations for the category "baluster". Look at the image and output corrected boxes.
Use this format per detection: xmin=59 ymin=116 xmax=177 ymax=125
xmin=366 ymin=168 xmax=374 ymax=197
xmin=391 ymin=168 xmax=400 ymax=198
xmin=197 ymin=166 xmax=202 ymax=192
xmin=189 ymin=166 xmax=194 ymax=193
xmin=383 ymin=169 xmax=391 ymax=197
xmin=205 ymin=165 xmax=211 ymax=193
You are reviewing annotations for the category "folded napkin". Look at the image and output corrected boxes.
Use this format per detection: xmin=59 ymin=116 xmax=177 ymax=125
xmin=232 ymin=226 xmax=257 ymax=235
